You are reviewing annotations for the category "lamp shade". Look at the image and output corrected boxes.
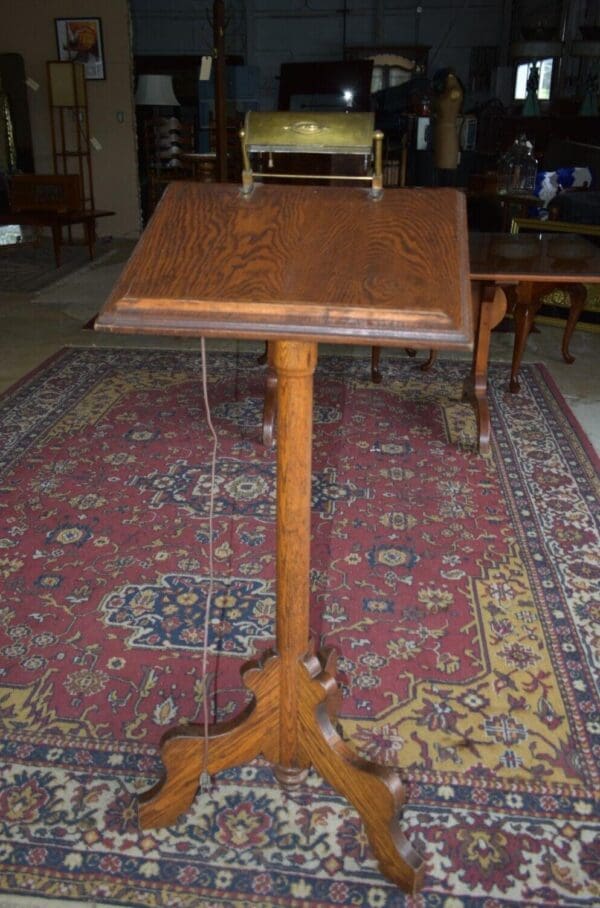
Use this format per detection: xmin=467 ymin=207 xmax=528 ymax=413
xmin=135 ymin=74 xmax=180 ymax=107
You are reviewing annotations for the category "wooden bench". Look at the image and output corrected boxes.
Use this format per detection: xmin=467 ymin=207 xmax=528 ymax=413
xmin=0 ymin=174 xmax=114 ymax=266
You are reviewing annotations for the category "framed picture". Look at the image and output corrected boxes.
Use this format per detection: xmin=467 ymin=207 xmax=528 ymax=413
xmin=55 ymin=17 xmax=105 ymax=80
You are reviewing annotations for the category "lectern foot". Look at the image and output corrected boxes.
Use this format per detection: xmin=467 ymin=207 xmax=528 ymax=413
xmin=138 ymin=643 xmax=424 ymax=891
xmin=139 ymin=651 xmax=279 ymax=829
xmin=298 ymin=652 xmax=425 ymax=893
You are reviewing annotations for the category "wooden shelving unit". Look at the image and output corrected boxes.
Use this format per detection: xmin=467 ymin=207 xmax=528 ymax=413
xmin=47 ymin=61 xmax=94 ymax=211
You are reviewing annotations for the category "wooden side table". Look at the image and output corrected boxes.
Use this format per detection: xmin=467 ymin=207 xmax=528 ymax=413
xmin=0 ymin=207 xmax=114 ymax=267
xmin=96 ymin=182 xmax=474 ymax=892
xmin=508 ymin=218 xmax=600 ymax=384
xmin=469 ymin=232 xmax=600 ymax=392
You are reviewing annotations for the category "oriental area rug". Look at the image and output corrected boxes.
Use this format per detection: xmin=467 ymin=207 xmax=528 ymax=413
xmin=0 ymin=348 xmax=598 ymax=908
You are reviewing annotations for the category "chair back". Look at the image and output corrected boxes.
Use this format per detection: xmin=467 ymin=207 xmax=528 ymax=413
xmin=10 ymin=174 xmax=82 ymax=212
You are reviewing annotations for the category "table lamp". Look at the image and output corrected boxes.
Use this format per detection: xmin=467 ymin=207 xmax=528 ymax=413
xmin=135 ymin=75 xmax=184 ymax=171
xmin=239 ymin=110 xmax=383 ymax=196
xmin=135 ymin=74 xmax=180 ymax=110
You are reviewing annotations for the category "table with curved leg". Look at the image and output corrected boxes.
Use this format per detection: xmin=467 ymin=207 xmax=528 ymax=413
xmin=95 ymin=182 xmax=475 ymax=892
xmin=506 ymin=280 xmax=588 ymax=392
xmin=469 ymin=232 xmax=600 ymax=394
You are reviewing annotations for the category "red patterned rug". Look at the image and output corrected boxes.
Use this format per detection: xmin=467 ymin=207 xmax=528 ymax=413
xmin=0 ymin=347 xmax=598 ymax=907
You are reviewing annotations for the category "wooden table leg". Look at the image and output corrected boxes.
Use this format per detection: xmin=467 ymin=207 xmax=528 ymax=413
xmin=140 ymin=338 xmax=424 ymax=892
xmin=262 ymin=341 xmax=277 ymax=448
xmin=465 ymin=281 xmax=507 ymax=454
xmin=510 ymin=281 xmax=554 ymax=392
xmin=420 ymin=350 xmax=437 ymax=372
xmin=510 ymin=281 xmax=536 ymax=393
xmin=561 ymin=282 xmax=587 ymax=364
xmin=371 ymin=345 xmax=382 ymax=383
xmin=257 ymin=341 xmax=268 ymax=365
xmin=511 ymin=280 xmax=586 ymax=383
xmin=297 ymin=650 xmax=424 ymax=889
xmin=83 ymin=218 xmax=96 ymax=261
xmin=50 ymin=223 xmax=62 ymax=268
xmin=371 ymin=347 xmax=436 ymax=380
xmin=139 ymin=650 xmax=280 ymax=828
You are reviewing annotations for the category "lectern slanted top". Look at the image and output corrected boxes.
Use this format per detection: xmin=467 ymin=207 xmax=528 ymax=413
xmin=96 ymin=182 xmax=472 ymax=350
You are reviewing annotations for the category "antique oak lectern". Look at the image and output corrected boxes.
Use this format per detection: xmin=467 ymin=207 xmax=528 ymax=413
xmin=95 ymin=180 xmax=474 ymax=892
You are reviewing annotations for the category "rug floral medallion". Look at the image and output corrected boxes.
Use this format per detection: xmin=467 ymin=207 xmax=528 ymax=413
xmin=0 ymin=348 xmax=598 ymax=907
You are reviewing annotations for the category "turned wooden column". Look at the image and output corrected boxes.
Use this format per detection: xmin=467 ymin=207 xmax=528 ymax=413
xmin=273 ymin=339 xmax=317 ymax=784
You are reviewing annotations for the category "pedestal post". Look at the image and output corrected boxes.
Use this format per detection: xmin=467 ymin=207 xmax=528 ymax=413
xmin=272 ymin=339 xmax=317 ymax=782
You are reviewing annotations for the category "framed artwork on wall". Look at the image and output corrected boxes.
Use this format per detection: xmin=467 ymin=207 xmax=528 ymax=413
xmin=55 ymin=17 xmax=105 ymax=80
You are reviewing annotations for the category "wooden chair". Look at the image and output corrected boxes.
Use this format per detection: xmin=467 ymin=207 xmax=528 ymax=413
xmin=0 ymin=174 xmax=114 ymax=266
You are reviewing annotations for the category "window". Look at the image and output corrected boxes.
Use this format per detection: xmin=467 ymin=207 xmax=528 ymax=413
xmin=514 ymin=59 xmax=554 ymax=101
xmin=371 ymin=65 xmax=412 ymax=94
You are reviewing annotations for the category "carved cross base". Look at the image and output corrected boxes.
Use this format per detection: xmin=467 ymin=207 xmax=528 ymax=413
xmin=139 ymin=647 xmax=425 ymax=893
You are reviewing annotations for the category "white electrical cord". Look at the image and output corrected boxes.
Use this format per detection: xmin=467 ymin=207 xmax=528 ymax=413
xmin=199 ymin=336 xmax=218 ymax=794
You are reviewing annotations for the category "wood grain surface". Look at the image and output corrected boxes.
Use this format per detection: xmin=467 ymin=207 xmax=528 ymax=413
xmin=96 ymin=182 xmax=473 ymax=349
xmin=469 ymin=231 xmax=600 ymax=283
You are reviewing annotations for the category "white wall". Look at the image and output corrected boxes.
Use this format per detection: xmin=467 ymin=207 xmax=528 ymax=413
xmin=2 ymin=0 xmax=140 ymax=237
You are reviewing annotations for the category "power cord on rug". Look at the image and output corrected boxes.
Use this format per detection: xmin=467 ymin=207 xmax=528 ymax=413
xmin=199 ymin=336 xmax=218 ymax=795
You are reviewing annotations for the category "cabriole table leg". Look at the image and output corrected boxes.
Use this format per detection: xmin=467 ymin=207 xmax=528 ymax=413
xmin=466 ymin=282 xmax=507 ymax=453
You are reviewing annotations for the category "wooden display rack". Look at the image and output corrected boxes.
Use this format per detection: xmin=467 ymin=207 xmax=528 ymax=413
xmin=47 ymin=61 xmax=95 ymax=212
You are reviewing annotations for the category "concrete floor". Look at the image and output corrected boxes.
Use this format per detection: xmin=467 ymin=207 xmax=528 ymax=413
xmin=1 ymin=237 xmax=599 ymax=454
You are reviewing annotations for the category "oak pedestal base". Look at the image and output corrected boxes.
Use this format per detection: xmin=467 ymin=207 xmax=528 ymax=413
xmin=138 ymin=339 xmax=425 ymax=893
xmin=139 ymin=647 xmax=424 ymax=892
